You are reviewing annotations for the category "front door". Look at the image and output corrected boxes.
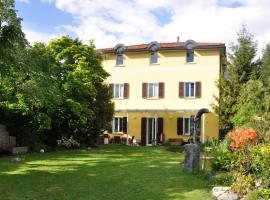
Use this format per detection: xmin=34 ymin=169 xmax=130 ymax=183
xmin=141 ymin=117 xmax=163 ymax=146
xmin=146 ymin=118 xmax=156 ymax=145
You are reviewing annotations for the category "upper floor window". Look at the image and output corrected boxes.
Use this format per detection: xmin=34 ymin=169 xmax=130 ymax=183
xmin=110 ymin=83 xmax=129 ymax=99
xmin=114 ymin=43 xmax=126 ymax=66
xmin=179 ymin=82 xmax=201 ymax=98
xmin=116 ymin=54 xmax=123 ymax=66
xmin=184 ymin=82 xmax=195 ymax=98
xmin=142 ymin=82 xmax=164 ymax=99
xmin=185 ymin=40 xmax=196 ymax=63
xmin=150 ymin=51 xmax=158 ymax=64
xmin=114 ymin=84 xmax=124 ymax=99
xmin=186 ymin=50 xmax=194 ymax=63
xmin=148 ymin=41 xmax=159 ymax=64
xmin=148 ymin=83 xmax=159 ymax=98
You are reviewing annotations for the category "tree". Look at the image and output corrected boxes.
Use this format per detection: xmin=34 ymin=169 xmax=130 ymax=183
xmin=213 ymin=25 xmax=257 ymax=136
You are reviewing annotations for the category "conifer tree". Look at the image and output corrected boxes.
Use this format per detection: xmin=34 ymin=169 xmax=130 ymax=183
xmin=213 ymin=25 xmax=257 ymax=136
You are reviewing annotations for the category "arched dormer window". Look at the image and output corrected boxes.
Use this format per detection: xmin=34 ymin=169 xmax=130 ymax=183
xmin=184 ymin=40 xmax=196 ymax=63
xmin=148 ymin=41 xmax=160 ymax=64
xmin=114 ymin=44 xmax=126 ymax=66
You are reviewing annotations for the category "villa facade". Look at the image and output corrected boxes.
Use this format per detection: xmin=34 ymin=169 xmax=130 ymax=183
xmin=101 ymin=40 xmax=226 ymax=145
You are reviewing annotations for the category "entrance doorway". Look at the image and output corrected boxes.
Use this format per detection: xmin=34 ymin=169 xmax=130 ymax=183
xmin=141 ymin=117 xmax=163 ymax=146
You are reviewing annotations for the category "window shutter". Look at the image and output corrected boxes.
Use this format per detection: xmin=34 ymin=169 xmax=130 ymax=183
xmin=109 ymin=84 xmax=114 ymax=98
xmin=123 ymin=117 xmax=127 ymax=133
xmin=157 ymin=118 xmax=164 ymax=136
xmin=179 ymin=82 xmax=184 ymax=98
xmin=124 ymin=83 xmax=129 ymax=99
xmin=195 ymin=82 xmax=201 ymax=98
xmin=108 ymin=121 xmax=112 ymax=133
xmin=142 ymin=83 xmax=147 ymax=98
xmin=158 ymin=82 xmax=165 ymax=98
xmin=177 ymin=118 xmax=183 ymax=135
xmin=141 ymin=118 xmax=147 ymax=145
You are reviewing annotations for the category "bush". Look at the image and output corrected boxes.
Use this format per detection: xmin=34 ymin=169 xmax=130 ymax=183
xmin=251 ymin=144 xmax=270 ymax=189
xmin=60 ymin=136 xmax=80 ymax=149
xmin=212 ymin=135 xmax=232 ymax=171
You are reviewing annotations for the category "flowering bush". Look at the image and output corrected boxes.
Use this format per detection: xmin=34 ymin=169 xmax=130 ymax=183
xmin=228 ymin=128 xmax=257 ymax=150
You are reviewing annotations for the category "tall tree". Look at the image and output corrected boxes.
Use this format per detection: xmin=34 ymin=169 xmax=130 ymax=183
xmin=213 ymin=25 xmax=257 ymax=136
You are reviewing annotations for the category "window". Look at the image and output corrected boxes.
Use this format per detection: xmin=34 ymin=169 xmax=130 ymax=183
xmin=147 ymin=83 xmax=159 ymax=98
xmin=177 ymin=117 xmax=191 ymax=135
xmin=184 ymin=82 xmax=195 ymax=98
xmin=150 ymin=51 xmax=158 ymax=64
xmin=186 ymin=50 xmax=194 ymax=63
xmin=183 ymin=118 xmax=190 ymax=135
xmin=113 ymin=117 xmax=123 ymax=133
xmin=114 ymin=84 xmax=124 ymax=99
xmin=116 ymin=54 xmax=123 ymax=66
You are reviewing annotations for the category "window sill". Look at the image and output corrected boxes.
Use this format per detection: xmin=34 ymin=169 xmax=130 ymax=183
xmin=149 ymin=63 xmax=160 ymax=66
xmin=185 ymin=62 xmax=196 ymax=65
xmin=183 ymin=97 xmax=196 ymax=99
xmin=145 ymin=97 xmax=160 ymax=100
xmin=115 ymin=65 xmax=125 ymax=67
xmin=113 ymin=98 xmax=125 ymax=100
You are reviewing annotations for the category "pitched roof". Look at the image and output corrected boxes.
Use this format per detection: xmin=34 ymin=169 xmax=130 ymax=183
xmin=100 ymin=41 xmax=226 ymax=53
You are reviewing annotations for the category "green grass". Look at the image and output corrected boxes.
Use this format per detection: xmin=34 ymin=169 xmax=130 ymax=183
xmin=0 ymin=145 xmax=212 ymax=200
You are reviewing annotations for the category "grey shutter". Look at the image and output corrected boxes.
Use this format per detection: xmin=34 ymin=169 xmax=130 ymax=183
xmin=141 ymin=118 xmax=147 ymax=145
xmin=177 ymin=118 xmax=183 ymax=135
xmin=123 ymin=117 xmax=127 ymax=133
xmin=124 ymin=83 xmax=129 ymax=99
xmin=159 ymin=82 xmax=164 ymax=98
xmin=195 ymin=82 xmax=201 ymax=98
xmin=179 ymin=82 xmax=184 ymax=98
xmin=142 ymin=83 xmax=147 ymax=98
xmin=157 ymin=118 xmax=164 ymax=136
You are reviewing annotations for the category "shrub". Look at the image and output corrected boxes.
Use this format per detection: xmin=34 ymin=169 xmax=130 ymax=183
xmin=251 ymin=144 xmax=270 ymax=188
xmin=228 ymin=128 xmax=257 ymax=150
xmin=212 ymin=135 xmax=232 ymax=171
xmin=60 ymin=136 xmax=80 ymax=149
xmin=231 ymin=173 xmax=254 ymax=195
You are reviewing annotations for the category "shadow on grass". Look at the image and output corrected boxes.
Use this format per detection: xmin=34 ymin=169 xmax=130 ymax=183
xmin=0 ymin=145 xmax=211 ymax=200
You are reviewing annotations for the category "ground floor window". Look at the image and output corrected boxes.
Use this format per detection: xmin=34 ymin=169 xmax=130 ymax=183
xmin=177 ymin=117 xmax=191 ymax=135
xmin=113 ymin=117 xmax=123 ymax=133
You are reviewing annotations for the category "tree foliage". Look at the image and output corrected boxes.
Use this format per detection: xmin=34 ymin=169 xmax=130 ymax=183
xmin=213 ymin=25 xmax=257 ymax=136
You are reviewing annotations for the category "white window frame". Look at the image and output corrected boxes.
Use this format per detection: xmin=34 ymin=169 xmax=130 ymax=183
xmin=184 ymin=82 xmax=196 ymax=98
xmin=113 ymin=83 xmax=124 ymax=99
xmin=183 ymin=117 xmax=190 ymax=135
xmin=112 ymin=117 xmax=124 ymax=133
xmin=147 ymin=83 xmax=159 ymax=99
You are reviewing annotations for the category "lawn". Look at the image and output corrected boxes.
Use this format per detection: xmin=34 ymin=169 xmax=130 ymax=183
xmin=0 ymin=145 xmax=211 ymax=200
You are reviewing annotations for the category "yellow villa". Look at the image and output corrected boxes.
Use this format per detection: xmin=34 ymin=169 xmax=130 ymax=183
xmin=101 ymin=40 xmax=226 ymax=145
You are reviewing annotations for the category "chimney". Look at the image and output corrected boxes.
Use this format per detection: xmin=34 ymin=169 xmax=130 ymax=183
xmin=177 ymin=36 xmax=180 ymax=42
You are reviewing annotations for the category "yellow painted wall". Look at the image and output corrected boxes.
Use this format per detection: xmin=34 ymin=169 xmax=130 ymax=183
xmin=112 ymin=111 xmax=218 ymax=142
xmin=103 ymin=49 xmax=220 ymax=111
xmin=102 ymin=48 xmax=222 ymax=142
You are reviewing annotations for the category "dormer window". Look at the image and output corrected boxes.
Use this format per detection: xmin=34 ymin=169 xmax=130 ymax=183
xmin=186 ymin=50 xmax=194 ymax=63
xmin=185 ymin=40 xmax=196 ymax=63
xmin=117 ymin=54 xmax=123 ymax=65
xmin=148 ymin=41 xmax=159 ymax=64
xmin=114 ymin=44 xmax=126 ymax=66
xmin=150 ymin=51 xmax=158 ymax=64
